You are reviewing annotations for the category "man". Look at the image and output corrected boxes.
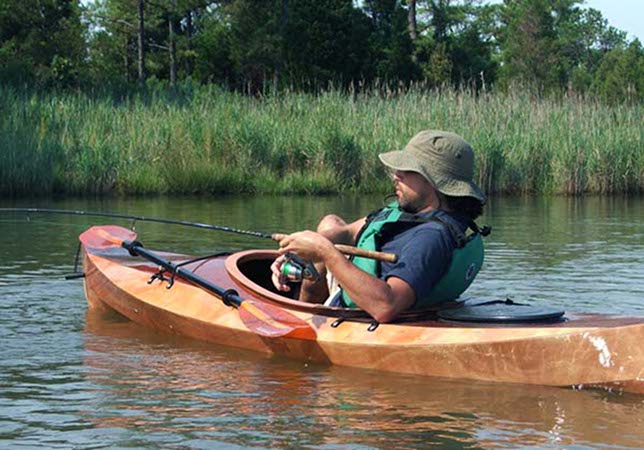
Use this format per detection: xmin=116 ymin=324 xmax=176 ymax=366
xmin=271 ymin=130 xmax=488 ymax=323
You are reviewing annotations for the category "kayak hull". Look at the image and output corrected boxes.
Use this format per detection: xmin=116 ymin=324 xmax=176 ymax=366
xmin=82 ymin=246 xmax=644 ymax=394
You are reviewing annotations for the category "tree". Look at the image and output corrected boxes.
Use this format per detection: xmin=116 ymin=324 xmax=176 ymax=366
xmin=85 ymin=0 xmax=141 ymax=85
xmin=412 ymin=0 xmax=497 ymax=88
xmin=0 ymin=0 xmax=86 ymax=87
xmin=497 ymin=0 xmax=574 ymax=91
xmin=283 ymin=0 xmax=373 ymax=88
xmin=591 ymin=40 xmax=644 ymax=103
xmin=145 ymin=0 xmax=213 ymax=85
xmin=192 ymin=6 xmax=234 ymax=84
xmin=555 ymin=6 xmax=627 ymax=94
xmin=495 ymin=0 xmax=631 ymax=95
xmin=3 ymin=0 xmax=636 ymax=101
xmin=362 ymin=0 xmax=419 ymax=84
xmin=407 ymin=0 xmax=418 ymax=41
xmin=224 ymin=0 xmax=284 ymax=92
xmin=136 ymin=0 xmax=146 ymax=85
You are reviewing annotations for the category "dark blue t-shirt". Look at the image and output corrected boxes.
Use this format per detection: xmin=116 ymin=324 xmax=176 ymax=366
xmin=378 ymin=210 xmax=469 ymax=305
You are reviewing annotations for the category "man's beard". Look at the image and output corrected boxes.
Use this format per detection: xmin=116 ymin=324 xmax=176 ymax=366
xmin=398 ymin=197 xmax=421 ymax=214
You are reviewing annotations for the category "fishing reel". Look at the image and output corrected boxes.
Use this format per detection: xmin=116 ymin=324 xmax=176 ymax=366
xmin=279 ymin=253 xmax=321 ymax=284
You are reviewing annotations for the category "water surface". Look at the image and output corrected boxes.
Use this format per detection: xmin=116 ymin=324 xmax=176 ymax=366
xmin=0 ymin=195 xmax=643 ymax=448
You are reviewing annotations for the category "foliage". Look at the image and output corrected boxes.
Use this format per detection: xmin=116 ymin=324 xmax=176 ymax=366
xmin=1 ymin=84 xmax=641 ymax=197
xmin=591 ymin=40 xmax=644 ymax=103
xmin=0 ymin=0 xmax=86 ymax=87
xmin=2 ymin=0 xmax=641 ymax=101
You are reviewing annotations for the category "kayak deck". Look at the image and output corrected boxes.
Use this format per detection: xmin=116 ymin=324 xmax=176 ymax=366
xmin=82 ymin=245 xmax=644 ymax=394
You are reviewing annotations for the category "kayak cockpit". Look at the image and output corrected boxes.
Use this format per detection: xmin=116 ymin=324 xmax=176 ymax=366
xmin=223 ymin=249 xmax=567 ymax=324
xmin=225 ymin=249 xmax=376 ymax=319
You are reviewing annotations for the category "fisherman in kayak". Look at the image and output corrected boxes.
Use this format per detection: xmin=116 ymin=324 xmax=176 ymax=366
xmin=271 ymin=130 xmax=488 ymax=322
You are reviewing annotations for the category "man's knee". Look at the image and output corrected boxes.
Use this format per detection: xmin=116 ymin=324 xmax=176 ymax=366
xmin=317 ymin=215 xmax=347 ymax=237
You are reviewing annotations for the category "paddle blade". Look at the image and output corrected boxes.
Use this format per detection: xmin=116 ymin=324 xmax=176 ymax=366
xmin=79 ymin=225 xmax=137 ymax=250
xmin=238 ymin=299 xmax=317 ymax=340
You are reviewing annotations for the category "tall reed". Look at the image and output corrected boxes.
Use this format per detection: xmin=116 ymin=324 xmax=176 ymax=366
xmin=1 ymin=85 xmax=641 ymax=196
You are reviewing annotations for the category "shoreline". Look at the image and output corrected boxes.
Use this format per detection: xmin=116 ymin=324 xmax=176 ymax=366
xmin=2 ymin=85 xmax=642 ymax=197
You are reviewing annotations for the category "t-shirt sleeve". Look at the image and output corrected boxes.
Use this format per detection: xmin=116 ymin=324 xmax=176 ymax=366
xmin=382 ymin=225 xmax=453 ymax=304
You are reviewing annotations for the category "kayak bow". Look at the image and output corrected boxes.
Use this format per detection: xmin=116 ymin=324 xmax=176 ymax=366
xmin=80 ymin=225 xmax=316 ymax=340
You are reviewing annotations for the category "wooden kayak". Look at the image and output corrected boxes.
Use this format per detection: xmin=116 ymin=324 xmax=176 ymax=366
xmin=81 ymin=227 xmax=644 ymax=394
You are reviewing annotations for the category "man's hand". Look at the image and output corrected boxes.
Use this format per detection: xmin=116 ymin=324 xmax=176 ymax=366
xmin=276 ymin=230 xmax=336 ymax=262
xmin=270 ymin=254 xmax=292 ymax=292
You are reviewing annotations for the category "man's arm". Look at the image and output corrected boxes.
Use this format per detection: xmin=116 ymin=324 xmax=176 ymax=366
xmin=296 ymin=215 xmax=365 ymax=302
xmin=277 ymin=231 xmax=415 ymax=322
xmin=318 ymin=245 xmax=415 ymax=321
xmin=270 ymin=215 xmax=365 ymax=302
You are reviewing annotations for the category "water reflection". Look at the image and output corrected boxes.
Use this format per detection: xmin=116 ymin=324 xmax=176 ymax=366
xmin=82 ymin=310 xmax=644 ymax=449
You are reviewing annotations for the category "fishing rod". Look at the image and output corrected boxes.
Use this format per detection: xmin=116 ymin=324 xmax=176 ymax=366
xmin=1 ymin=207 xmax=271 ymax=238
xmin=0 ymin=208 xmax=397 ymax=262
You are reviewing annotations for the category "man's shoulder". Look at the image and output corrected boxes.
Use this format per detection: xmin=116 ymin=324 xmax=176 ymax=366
xmin=387 ymin=217 xmax=455 ymax=266
xmin=414 ymin=210 xmax=468 ymax=233
xmin=393 ymin=220 xmax=448 ymax=249
xmin=404 ymin=210 xmax=469 ymax=252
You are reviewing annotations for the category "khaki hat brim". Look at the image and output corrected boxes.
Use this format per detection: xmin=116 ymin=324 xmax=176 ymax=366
xmin=379 ymin=151 xmax=487 ymax=204
xmin=379 ymin=151 xmax=423 ymax=174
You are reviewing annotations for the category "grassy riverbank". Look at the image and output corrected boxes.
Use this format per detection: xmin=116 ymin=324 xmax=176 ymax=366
xmin=1 ymin=85 xmax=642 ymax=196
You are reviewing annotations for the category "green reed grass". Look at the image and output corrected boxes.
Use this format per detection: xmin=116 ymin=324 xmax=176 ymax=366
xmin=1 ymin=84 xmax=641 ymax=196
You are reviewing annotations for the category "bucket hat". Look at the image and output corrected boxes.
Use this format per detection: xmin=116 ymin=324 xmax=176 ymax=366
xmin=379 ymin=130 xmax=486 ymax=204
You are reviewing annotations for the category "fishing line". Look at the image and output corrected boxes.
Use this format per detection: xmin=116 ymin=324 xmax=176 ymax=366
xmin=0 ymin=218 xmax=90 ymax=230
xmin=0 ymin=208 xmax=398 ymax=262
xmin=0 ymin=211 xmax=247 ymax=271
xmin=0 ymin=208 xmax=274 ymax=239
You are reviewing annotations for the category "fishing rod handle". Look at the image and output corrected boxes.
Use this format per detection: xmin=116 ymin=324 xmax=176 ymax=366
xmin=334 ymin=244 xmax=398 ymax=263
xmin=271 ymin=233 xmax=398 ymax=263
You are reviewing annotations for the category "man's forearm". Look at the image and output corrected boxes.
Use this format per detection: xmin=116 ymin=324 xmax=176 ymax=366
xmin=322 ymin=250 xmax=394 ymax=317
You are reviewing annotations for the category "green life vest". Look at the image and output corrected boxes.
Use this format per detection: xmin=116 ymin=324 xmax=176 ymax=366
xmin=341 ymin=203 xmax=486 ymax=309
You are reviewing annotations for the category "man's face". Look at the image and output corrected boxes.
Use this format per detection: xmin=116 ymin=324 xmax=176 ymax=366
xmin=391 ymin=170 xmax=436 ymax=213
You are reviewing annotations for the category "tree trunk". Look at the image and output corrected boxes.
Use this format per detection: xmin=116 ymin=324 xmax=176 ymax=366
xmin=275 ymin=0 xmax=288 ymax=90
xmin=432 ymin=0 xmax=448 ymax=43
xmin=280 ymin=0 xmax=289 ymax=38
xmin=169 ymin=17 xmax=177 ymax=86
xmin=137 ymin=0 xmax=146 ymax=87
xmin=124 ymin=37 xmax=131 ymax=82
xmin=185 ymin=10 xmax=194 ymax=76
xmin=366 ymin=0 xmax=376 ymax=24
xmin=408 ymin=0 xmax=418 ymax=41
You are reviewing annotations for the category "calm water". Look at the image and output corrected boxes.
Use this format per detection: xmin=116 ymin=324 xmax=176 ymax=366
xmin=0 ymin=195 xmax=643 ymax=449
